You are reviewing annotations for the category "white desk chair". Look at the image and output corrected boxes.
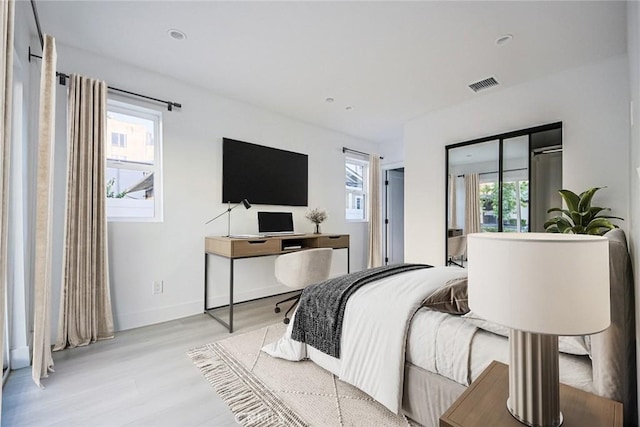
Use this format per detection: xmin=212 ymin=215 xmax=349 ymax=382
xmin=447 ymin=235 xmax=467 ymax=268
xmin=274 ymin=248 xmax=333 ymax=324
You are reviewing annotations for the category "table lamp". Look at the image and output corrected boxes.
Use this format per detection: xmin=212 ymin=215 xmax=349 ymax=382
xmin=467 ymin=233 xmax=610 ymax=427
xmin=205 ymin=199 xmax=251 ymax=237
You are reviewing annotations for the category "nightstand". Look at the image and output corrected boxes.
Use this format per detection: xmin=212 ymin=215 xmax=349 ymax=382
xmin=440 ymin=361 xmax=622 ymax=427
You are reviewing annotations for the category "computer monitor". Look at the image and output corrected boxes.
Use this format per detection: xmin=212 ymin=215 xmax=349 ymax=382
xmin=257 ymin=212 xmax=294 ymax=234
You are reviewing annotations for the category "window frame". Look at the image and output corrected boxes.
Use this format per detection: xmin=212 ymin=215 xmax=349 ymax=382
xmin=106 ymin=99 xmax=163 ymax=222
xmin=345 ymin=154 xmax=370 ymax=222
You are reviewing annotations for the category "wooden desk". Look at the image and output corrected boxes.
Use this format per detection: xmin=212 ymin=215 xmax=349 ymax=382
xmin=204 ymin=233 xmax=350 ymax=332
xmin=440 ymin=361 xmax=623 ymax=427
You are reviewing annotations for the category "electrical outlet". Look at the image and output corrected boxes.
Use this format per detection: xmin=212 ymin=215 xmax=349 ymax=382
xmin=153 ymin=280 xmax=163 ymax=294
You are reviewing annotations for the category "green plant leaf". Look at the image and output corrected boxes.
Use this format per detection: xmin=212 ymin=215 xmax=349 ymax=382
xmin=585 ymin=218 xmax=617 ymax=234
xmin=578 ymin=187 xmax=605 ymax=213
xmin=571 ymin=225 xmax=586 ymax=234
xmin=589 ymin=206 xmax=611 ymax=216
xmin=556 ymin=217 xmax=575 ymax=231
xmin=547 ymin=207 xmax=572 ymax=217
xmin=570 ymin=211 xmax=583 ymax=226
xmin=585 ymin=207 xmax=605 ymax=223
xmin=544 ymin=217 xmax=564 ymax=228
xmin=558 ymin=189 xmax=580 ymax=212
xmin=594 ymin=215 xmax=625 ymax=221
xmin=545 ymin=224 xmax=560 ymax=233
xmin=572 ymin=210 xmax=595 ymax=227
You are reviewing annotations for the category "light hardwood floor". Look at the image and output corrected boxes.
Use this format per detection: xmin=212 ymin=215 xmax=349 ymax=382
xmin=2 ymin=294 xmax=293 ymax=427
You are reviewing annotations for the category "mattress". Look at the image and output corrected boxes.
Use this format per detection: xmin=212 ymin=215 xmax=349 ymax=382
xmin=406 ymin=306 xmax=594 ymax=392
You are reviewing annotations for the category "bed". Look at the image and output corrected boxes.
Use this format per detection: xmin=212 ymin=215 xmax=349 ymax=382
xmin=263 ymin=229 xmax=637 ymax=427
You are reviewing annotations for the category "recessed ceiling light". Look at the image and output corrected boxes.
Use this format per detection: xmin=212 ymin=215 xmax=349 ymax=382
xmin=168 ymin=29 xmax=187 ymax=41
xmin=345 ymin=106 xmax=354 ymax=111
xmin=325 ymin=97 xmax=335 ymax=103
xmin=495 ymin=34 xmax=513 ymax=46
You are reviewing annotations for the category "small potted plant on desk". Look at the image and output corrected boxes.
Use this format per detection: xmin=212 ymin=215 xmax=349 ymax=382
xmin=306 ymin=208 xmax=327 ymax=234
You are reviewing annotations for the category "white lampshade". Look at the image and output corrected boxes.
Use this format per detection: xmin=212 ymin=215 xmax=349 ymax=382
xmin=467 ymin=233 xmax=610 ymax=336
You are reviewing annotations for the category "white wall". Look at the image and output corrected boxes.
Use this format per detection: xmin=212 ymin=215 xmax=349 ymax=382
xmin=627 ymin=1 xmax=640 ymax=420
xmin=42 ymin=43 xmax=377 ymax=331
xmin=380 ymin=138 xmax=404 ymax=167
xmin=404 ymin=55 xmax=630 ymax=265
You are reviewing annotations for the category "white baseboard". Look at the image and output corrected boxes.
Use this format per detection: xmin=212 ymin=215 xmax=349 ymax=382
xmin=115 ymin=300 xmax=203 ymax=331
xmin=10 ymin=345 xmax=30 ymax=370
xmin=115 ymin=285 xmax=295 ymax=331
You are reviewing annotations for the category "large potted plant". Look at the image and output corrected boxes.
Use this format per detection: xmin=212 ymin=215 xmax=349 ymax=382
xmin=544 ymin=187 xmax=622 ymax=235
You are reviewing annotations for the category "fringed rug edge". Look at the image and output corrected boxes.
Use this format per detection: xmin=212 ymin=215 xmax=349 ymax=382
xmin=187 ymin=342 xmax=307 ymax=427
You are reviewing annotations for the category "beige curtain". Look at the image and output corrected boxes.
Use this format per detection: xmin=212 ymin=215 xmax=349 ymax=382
xmin=0 ymin=0 xmax=13 ymax=408
xmin=464 ymin=173 xmax=481 ymax=234
xmin=448 ymin=174 xmax=457 ymax=229
xmin=367 ymin=154 xmax=382 ymax=268
xmin=32 ymin=34 xmax=56 ymax=387
xmin=54 ymin=74 xmax=114 ymax=350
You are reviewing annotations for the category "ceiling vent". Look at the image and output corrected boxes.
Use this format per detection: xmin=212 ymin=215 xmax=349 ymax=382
xmin=468 ymin=77 xmax=499 ymax=93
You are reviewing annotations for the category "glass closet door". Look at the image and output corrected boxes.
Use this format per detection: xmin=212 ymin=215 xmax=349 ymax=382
xmin=502 ymin=135 xmax=530 ymax=233
xmin=445 ymin=122 xmax=562 ymax=265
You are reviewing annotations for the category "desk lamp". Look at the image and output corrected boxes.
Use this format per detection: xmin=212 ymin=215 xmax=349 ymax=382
xmin=205 ymin=199 xmax=251 ymax=237
xmin=467 ymin=233 xmax=610 ymax=427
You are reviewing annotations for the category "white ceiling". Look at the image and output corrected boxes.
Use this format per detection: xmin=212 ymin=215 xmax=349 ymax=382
xmin=33 ymin=1 xmax=627 ymax=144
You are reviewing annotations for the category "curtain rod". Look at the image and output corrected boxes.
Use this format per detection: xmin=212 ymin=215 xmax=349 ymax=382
xmin=456 ymin=167 xmax=527 ymax=178
xmin=28 ymin=48 xmax=182 ymax=112
xmin=342 ymin=147 xmax=384 ymax=160
xmin=28 ymin=0 xmax=182 ymax=112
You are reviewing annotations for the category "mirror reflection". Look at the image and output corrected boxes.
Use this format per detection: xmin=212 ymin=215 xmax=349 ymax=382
xmin=445 ymin=124 xmax=562 ymax=266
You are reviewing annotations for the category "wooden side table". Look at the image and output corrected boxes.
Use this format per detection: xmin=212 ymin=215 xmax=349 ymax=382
xmin=440 ymin=361 xmax=622 ymax=427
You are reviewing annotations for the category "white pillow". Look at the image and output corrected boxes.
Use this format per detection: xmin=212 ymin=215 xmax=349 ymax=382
xmin=463 ymin=312 xmax=591 ymax=356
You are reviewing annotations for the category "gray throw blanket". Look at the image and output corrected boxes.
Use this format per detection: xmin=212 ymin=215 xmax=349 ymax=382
xmin=291 ymin=263 xmax=432 ymax=358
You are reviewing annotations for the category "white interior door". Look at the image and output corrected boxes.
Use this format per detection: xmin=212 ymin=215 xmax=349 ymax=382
xmin=385 ymin=169 xmax=404 ymax=264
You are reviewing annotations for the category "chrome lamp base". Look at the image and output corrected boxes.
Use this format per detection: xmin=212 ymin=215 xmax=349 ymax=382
xmin=508 ymin=330 xmax=563 ymax=427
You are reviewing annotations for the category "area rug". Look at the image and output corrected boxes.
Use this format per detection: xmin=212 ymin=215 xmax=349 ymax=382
xmin=187 ymin=323 xmax=414 ymax=427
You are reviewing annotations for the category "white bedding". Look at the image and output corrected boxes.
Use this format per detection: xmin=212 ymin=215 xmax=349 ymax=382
xmin=263 ymin=266 xmax=467 ymax=414
xmin=262 ymin=266 xmax=594 ymax=415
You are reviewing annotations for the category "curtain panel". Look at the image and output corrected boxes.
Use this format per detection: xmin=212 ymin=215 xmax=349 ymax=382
xmin=32 ymin=34 xmax=56 ymax=387
xmin=0 ymin=0 xmax=14 ymax=406
xmin=464 ymin=173 xmax=481 ymax=234
xmin=448 ymin=174 xmax=457 ymax=229
xmin=54 ymin=74 xmax=114 ymax=350
xmin=367 ymin=154 xmax=382 ymax=268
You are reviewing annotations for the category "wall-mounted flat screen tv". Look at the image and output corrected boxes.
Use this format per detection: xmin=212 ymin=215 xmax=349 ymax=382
xmin=222 ymin=138 xmax=308 ymax=206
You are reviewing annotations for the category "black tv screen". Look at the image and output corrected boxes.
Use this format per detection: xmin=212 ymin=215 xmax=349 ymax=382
xmin=222 ymin=138 xmax=308 ymax=206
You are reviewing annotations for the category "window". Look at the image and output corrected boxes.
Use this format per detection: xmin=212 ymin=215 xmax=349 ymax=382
xmin=106 ymin=100 xmax=163 ymax=221
xmin=111 ymin=132 xmax=126 ymax=148
xmin=345 ymin=156 xmax=369 ymax=221
xmin=479 ymin=176 xmax=529 ymax=233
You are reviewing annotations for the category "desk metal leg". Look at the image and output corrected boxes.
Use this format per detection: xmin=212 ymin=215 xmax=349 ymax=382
xmin=204 ymin=253 xmax=208 ymax=312
xmin=347 ymin=247 xmax=350 ymax=273
xmin=204 ymin=253 xmax=234 ymax=333
xmin=229 ymin=258 xmax=234 ymax=333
